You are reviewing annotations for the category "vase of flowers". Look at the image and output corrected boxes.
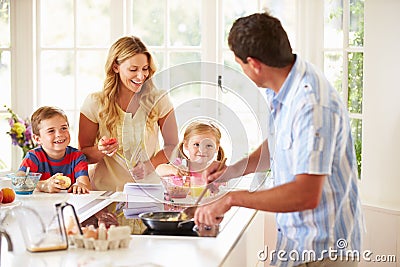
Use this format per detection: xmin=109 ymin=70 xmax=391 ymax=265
xmin=5 ymin=105 xmax=36 ymax=158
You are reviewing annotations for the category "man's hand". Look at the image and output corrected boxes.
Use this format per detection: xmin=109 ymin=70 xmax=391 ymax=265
xmin=202 ymin=160 xmax=229 ymax=184
xmin=194 ymin=192 xmax=233 ymax=226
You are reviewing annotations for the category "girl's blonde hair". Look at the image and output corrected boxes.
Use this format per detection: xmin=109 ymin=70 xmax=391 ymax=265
xmin=177 ymin=121 xmax=225 ymax=161
xmin=94 ymin=36 xmax=158 ymax=137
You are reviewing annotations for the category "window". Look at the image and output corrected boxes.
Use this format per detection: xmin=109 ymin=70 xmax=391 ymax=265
xmin=3 ymin=0 xmax=296 ymax=171
xmin=0 ymin=0 xmax=12 ymax=171
xmin=38 ymin=0 xmax=111 ymax=148
xmin=131 ymin=0 xmax=274 ymax=161
xmin=323 ymin=0 xmax=364 ymax=177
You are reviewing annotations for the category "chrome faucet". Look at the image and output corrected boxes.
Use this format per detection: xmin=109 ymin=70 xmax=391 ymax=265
xmin=0 ymin=208 xmax=15 ymax=266
xmin=0 ymin=228 xmax=13 ymax=251
xmin=0 ymin=206 xmax=44 ymax=258
xmin=0 ymin=226 xmax=13 ymax=267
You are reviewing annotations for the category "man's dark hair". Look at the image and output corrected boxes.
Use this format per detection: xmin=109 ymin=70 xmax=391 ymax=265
xmin=228 ymin=12 xmax=294 ymax=68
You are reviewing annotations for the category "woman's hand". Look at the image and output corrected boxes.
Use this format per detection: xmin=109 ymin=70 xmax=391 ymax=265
xmin=129 ymin=161 xmax=145 ymax=180
xmin=130 ymin=160 xmax=159 ymax=179
xmin=97 ymin=136 xmax=119 ymax=157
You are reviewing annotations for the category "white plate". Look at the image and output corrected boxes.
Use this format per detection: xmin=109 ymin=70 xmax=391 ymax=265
xmin=0 ymin=200 xmax=22 ymax=210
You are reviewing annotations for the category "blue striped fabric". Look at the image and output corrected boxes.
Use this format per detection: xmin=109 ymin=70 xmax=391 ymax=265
xmin=266 ymin=56 xmax=363 ymax=267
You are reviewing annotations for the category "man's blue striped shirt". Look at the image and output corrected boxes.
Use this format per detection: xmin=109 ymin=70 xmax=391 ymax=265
xmin=266 ymin=56 xmax=363 ymax=266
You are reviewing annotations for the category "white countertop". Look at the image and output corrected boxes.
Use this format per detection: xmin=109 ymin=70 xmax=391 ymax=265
xmin=0 ymin=190 xmax=259 ymax=267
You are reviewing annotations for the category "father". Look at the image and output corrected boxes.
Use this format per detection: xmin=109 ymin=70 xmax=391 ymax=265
xmin=195 ymin=12 xmax=363 ymax=267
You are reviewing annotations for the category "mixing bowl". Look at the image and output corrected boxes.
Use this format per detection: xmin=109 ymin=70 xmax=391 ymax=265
xmin=160 ymin=176 xmax=190 ymax=198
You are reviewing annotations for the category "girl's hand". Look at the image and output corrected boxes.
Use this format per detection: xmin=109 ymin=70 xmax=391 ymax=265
xmin=98 ymin=136 xmax=119 ymax=157
xmin=169 ymin=160 xmax=189 ymax=177
xmin=176 ymin=167 xmax=190 ymax=177
xmin=68 ymin=182 xmax=90 ymax=194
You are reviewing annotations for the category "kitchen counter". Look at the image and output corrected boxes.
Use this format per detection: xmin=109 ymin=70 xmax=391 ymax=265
xmin=0 ymin=190 xmax=264 ymax=267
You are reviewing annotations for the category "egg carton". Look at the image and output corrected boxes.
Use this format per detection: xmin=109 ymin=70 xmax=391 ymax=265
xmin=69 ymin=225 xmax=131 ymax=251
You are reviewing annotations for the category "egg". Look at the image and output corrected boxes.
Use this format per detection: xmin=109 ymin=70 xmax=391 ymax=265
xmin=83 ymin=225 xmax=98 ymax=239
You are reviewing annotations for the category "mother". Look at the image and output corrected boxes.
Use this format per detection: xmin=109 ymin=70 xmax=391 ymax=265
xmin=78 ymin=36 xmax=178 ymax=191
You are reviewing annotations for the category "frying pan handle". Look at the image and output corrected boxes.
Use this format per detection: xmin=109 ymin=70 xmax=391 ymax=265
xmin=177 ymin=219 xmax=194 ymax=228
xmin=193 ymin=223 xmax=220 ymax=237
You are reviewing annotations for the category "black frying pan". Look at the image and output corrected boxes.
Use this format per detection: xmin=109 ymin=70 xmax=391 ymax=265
xmin=138 ymin=211 xmax=195 ymax=232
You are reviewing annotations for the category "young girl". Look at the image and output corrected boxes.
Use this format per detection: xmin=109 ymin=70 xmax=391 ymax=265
xmin=156 ymin=121 xmax=225 ymax=178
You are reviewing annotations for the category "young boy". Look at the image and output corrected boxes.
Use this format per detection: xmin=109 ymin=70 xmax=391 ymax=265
xmin=18 ymin=106 xmax=91 ymax=194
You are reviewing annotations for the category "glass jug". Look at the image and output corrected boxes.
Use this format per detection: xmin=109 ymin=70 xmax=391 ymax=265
xmin=7 ymin=202 xmax=81 ymax=252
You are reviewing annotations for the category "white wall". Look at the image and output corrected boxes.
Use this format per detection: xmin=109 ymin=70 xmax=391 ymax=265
xmin=361 ymin=3 xmax=400 ymax=263
xmin=361 ymin=0 xmax=400 ymax=211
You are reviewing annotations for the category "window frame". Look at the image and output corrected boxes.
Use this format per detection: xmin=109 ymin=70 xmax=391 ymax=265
xmin=322 ymin=0 xmax=364 ymax=178
xmin=5 ymin=0 xmax=291 ymax=173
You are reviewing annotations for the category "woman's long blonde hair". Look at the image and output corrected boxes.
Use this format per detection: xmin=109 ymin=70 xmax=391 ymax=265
xmin=95 ymin=36 xmax=158 ymax=137
xmin=177 ymin=121 xmax=225 ymax=161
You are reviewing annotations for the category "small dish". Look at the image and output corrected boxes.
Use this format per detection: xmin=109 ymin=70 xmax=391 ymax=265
xmin=7 ymin=172 xmax=42 ymax=195
xmin=0 ymin=200 xmax=22 ymax=210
